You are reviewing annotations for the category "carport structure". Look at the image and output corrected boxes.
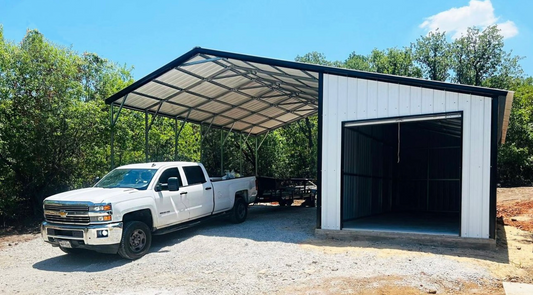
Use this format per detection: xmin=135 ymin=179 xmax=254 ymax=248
xmin=106 ymin=47 xmax=513 ymax=241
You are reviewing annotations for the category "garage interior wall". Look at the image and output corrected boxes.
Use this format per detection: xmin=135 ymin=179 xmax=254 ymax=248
xmin=341 ymin=119 xmax=462 ymax=235
xmin=321 ymin=74 xmax=493 ymax=238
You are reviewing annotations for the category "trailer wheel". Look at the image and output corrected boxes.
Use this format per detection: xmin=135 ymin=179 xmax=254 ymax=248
xmin=118 ymin=221 xmax=152 ymax=260
xmin=230 ymin=198 xmax=248 ymax=224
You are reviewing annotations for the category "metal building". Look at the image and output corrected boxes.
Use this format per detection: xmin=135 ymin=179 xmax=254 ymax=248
xmin=106 ymin=47 xmax=513 ymax=241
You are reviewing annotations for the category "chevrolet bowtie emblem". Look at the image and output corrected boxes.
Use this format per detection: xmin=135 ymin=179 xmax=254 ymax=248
xmin=59 ymin=210 xmax=68 ymax=218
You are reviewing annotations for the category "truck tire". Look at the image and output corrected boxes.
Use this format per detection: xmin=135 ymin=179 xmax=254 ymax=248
xmin=230 ymin=198 xmax=248 ymax=224
xmin=60 ymin=247 xmax=85 ymax=255
xmin=118 ymin=221 xmax=152 ymax=260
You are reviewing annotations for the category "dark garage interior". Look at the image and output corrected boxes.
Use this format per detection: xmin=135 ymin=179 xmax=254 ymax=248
xmin=341 ymin=115 xmax=463 ymax=236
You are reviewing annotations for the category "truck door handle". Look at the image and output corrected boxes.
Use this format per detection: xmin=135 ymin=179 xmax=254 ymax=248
xmin=205 ymin=187 xmax=212 ymax=190
xmin=180 ymin=192 xmax=188 ymax=195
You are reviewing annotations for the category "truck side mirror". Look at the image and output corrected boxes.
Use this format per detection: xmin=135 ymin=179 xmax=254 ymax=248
xmin=155 ymin=183 xmax=162 ymax=192
xmin=168 ymin=177 xmax=179 ymax=191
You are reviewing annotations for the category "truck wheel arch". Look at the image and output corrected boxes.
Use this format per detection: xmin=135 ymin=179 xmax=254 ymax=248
xmin=235 ymin=190 xmax=249 ymax=203
xmin=122 ymin=209 xmax=154 ymax=231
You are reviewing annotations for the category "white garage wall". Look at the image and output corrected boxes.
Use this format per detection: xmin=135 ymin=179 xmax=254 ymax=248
xmin=321 ymin=74 xmax=492 ymax=238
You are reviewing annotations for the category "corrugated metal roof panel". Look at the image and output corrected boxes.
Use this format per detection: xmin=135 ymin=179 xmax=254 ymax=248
xmin=152 ymin=103 xmax=188 ymax=116
xmin=188 ymin=109 xmax=212 ymax=122
xmin=259 ymin=107 xmax=286 ymax=118
xmin=277 ymin=67 xmax=316 ymax=79
xmin=189 ymin=83 xmax=228 ymax=98
xmin=278 ymin=102 xmax=306 ymax=111
xmin=227 ymin=121 xmax=252 ymax=131
xmin=212 ymin=116 xmax=233 ymax=127
xmin=184 ymin=61 xmax=226 ymax=78
xmin=246 ymin=61 xmax=283 ymax=74
xmin=249 ymin=126 xmax=267 ymax=134
xmin=137 ymin=82 xmax=178 ymax=99
xmin=239 ymin=100 xmax=270 ymax=112
xmin=243 ymin=87 xmax=275 ymax=99
xmin=157 ymin=69 xmax=201 ymax=89
xmin=169 ymin=93 xmax=208 ymax=107
xmin=258 ymin=95 xmax=290 ymax=105
xmin=276 ymin=113 xmax=300 ymax=123
xmin=215 ymin=76 xmax=252 ymax=89
xmin=273 ymin=74 xmax=309 ymax=86
xmin=126 ymin=93 xmax=160 ymax=109
xmin=216 ymin=92 xmax=251 ymax=106
xmin=198 ymin=101 xmax=232 ymax=114
xmin=221 ymin=108 xmax=251 ymax=119
xmin=259 ymin=120 xmax=281 ymax=129
xmin=225 ymin=58 xmax=255 ymax=71
xmin=241 ymin=113 xmax=269 ymax=124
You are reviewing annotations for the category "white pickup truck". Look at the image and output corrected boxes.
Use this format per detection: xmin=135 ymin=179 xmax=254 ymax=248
xmin=41 ymin=161 xmax=257 ymax=259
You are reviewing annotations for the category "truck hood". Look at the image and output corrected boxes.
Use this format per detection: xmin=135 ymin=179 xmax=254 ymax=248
xmin=44 ymin=187 xmax=144 ymax=204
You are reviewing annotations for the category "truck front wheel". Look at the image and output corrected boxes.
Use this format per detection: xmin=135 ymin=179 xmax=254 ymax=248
xmin=118 ymin=221 xmax=152 ymax=260
xmin=230 ymin=198 xmax=248 ymax=224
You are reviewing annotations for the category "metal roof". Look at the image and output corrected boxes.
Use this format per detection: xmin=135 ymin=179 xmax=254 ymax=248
xmin=106 ymin=47 xmax=512 ymax=136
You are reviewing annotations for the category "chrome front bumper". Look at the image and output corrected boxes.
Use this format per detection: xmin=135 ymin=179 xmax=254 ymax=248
xmin=41 ymin=221 xmax=123 ymax=246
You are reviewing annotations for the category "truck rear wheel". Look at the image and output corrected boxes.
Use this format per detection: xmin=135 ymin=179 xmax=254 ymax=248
xmin=118 ymin=221 xmax=152 ymax=260
xmin=230 ymin=198 xmax=248 ymax=224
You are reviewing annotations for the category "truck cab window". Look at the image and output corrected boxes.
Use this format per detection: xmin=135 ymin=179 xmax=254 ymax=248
xmin=183 ymin=166 xmax=207 ymax=185
xmin=158 ymin=168 xmax=182 ymax=190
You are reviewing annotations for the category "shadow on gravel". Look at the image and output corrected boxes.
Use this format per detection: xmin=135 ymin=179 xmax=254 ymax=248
xmin=33 ymin=251 xmax=128 ymax=272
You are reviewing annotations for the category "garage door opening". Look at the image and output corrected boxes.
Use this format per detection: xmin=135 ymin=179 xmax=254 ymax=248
xmin=341 ymin=113 xmax=462 ymax=236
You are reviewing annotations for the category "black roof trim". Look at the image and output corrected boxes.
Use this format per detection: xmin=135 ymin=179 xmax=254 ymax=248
xmin=106 ymin=47 xmax=509 ymax=104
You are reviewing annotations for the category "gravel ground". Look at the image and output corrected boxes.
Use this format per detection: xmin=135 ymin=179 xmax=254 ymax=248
xmin=0 ymin=205 xmax=502 ymax=294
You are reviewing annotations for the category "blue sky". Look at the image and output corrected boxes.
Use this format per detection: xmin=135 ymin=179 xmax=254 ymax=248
xmin=1 ymin=0 xmax=531 ymax=79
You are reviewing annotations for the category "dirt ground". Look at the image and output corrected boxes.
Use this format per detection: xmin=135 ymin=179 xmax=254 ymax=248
xmin=1 ymin=188 xmax=532 ymax=294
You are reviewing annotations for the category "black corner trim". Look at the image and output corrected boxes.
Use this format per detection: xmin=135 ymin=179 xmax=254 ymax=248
xmin=316 ymin=73 xmax=323 ymax=229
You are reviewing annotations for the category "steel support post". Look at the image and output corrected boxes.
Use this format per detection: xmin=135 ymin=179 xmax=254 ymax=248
xmin=145 ymin=110 xmax=149 ymax=162
xmin=239 ymin=134 xmax=243 ymax=175
xmin=174 ymin=118 xmax=178 ymax=160
xmin=255 ymin=136 xmax=258 ymax=176
xmin=220 ymin=129 xmax=224 ymax=176
xmin=110 ymin=104 xmax=115 ymax=170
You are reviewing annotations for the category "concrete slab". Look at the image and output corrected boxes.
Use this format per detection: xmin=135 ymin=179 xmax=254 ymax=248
xmin=315 ymin=229 xmax=496 ymax=250
xmin=503 ymin=282 xmax=533 ymax=295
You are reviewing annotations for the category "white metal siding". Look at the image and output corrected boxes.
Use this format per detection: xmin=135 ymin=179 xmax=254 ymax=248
xmin=321 ymin=74 xmax=492 ymax=238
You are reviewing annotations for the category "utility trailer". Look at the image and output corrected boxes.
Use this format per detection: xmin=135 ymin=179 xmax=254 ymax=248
xmin=255 ymin=177 xmax=317 ymax=207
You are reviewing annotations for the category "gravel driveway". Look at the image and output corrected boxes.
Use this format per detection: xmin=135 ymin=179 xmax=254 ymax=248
xmin=0 ymin=205 xmax=503 ymax=294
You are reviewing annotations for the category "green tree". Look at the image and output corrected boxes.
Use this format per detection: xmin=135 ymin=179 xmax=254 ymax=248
xmin=451 ymin=25 xmax=523 ymax=87
xmin=412 ymin=29 xmax=451 ymax=81
xmin=368 ymin=47 xmax=422 ymax=77
xmin=498 ymin=79 xmax=533 ymax=186
xmin=0 ymin=29 xmax=133 ymax=220
xmin=344 ymin=52 xmax=372 ymax=71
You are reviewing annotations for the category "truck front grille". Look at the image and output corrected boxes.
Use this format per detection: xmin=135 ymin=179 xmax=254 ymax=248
xmin=45 ymin=214 xmax=90 ymax=224
xmin=44 ymin=204 xmax=89 ymax=212
xmin=44 ymin=202 xmax=90 ymax=225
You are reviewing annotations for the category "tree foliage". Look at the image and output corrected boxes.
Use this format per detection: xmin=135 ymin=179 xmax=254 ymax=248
xmin=450 ymin=25 xmax=523 ymax=87
xmin=412 ymin=29 xmax=451 ymax=81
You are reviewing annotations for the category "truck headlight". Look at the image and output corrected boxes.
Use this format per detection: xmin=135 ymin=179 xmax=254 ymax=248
xmin=90 ymin=204 xmax=112 ymax=212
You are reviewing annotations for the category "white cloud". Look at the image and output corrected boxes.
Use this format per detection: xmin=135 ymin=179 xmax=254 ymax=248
xmin=420 ymin=0 xmax=518 ymax=39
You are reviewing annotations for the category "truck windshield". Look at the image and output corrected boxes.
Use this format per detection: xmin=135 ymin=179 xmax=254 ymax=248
xmin=95 ymin=169 xmax=157 ymax=190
